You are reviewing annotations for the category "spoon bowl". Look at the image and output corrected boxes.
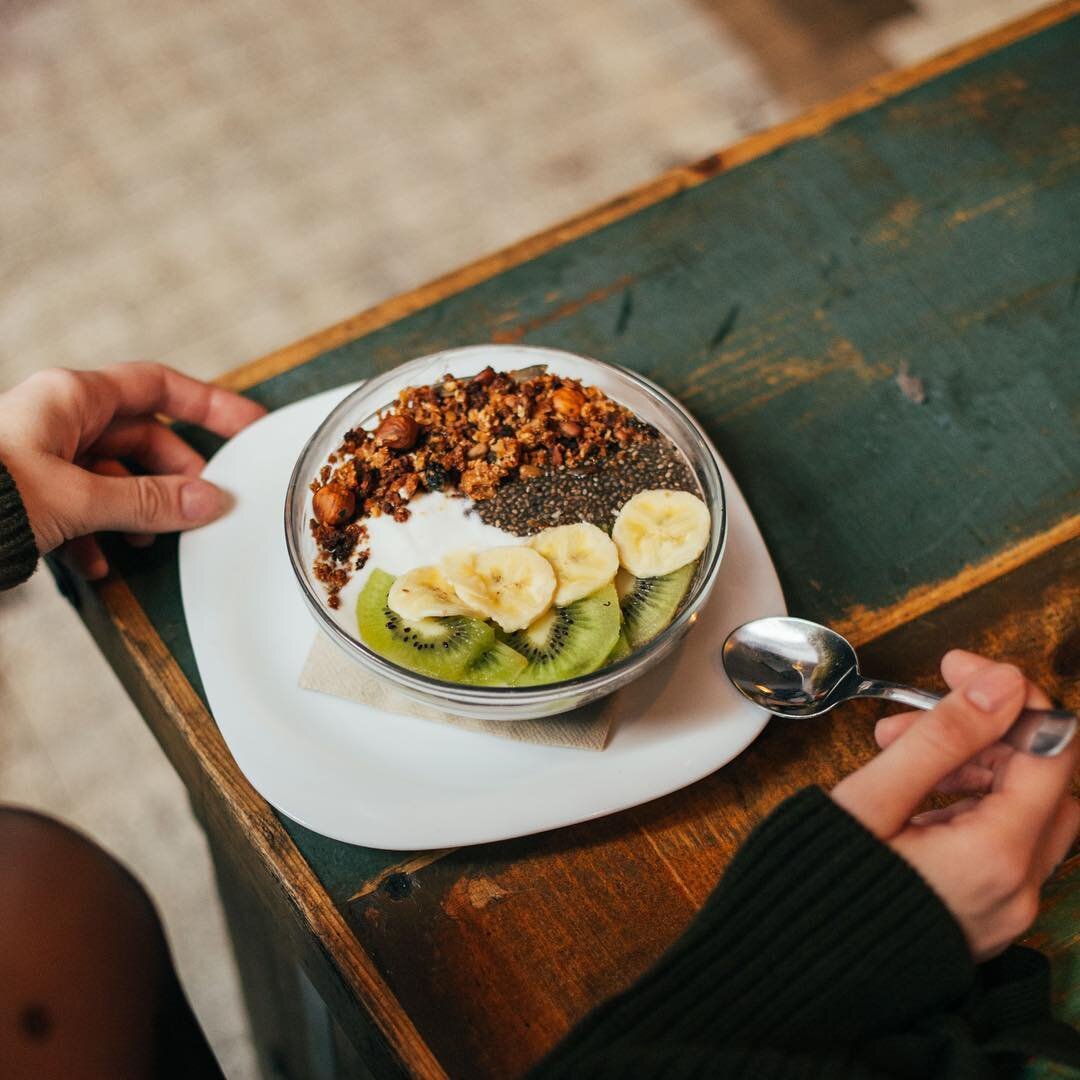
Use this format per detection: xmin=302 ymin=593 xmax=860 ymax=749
xmin=722 ymin=617 xmax=861 ymax=717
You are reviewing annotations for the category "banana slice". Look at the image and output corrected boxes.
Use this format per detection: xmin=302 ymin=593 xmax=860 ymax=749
xmin=387 ymin=565 xmax=480 ymax=621
xmin=612 ymin=489 xmax=710 ymax=578
xmin=527 ymin=522 xmax=619 ymax=606
xmin=442 ymin=546 xmax=556 ymax=632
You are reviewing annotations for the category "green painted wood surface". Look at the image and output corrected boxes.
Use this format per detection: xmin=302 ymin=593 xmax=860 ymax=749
xmin=106 ymin=13 xmax=1079 ymax=1033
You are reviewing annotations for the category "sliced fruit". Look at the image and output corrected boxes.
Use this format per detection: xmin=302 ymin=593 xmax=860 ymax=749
xmin=619 ymin=561 xmax=697 ymax=647
xmin=500 ymin=583 xmax=620 ymax=686
xmin=526 ymin=522 xmax=619 ymax=606
xmin=460 ymin=640 xmax=528 ymax=686
xmin=605 ymin=631 xmax=633 ymax=666
xmin=356 ymin=569 xmax=493 ymax=679
xmin=387 ymin=564 xmax=480 ymax=620
xmin=442 ymin=546 xmax=556 ymax=633
xmin=612 ymin=489 xmax=710 ymax=578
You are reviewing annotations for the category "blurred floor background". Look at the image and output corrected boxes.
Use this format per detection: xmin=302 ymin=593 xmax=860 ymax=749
xmin=0 ymin=0 xmax=1043 ymax=1075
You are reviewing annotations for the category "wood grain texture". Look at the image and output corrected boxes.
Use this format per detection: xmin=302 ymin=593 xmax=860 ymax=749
xmin=68 ymin=7 xmax=1080 ymax=1077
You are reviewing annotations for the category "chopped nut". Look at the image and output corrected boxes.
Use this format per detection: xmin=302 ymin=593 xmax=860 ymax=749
xmin=355 ymin=467 xmax=375 ymax=495
xmin=519 ymin=464 xmax=542 ymax=479
xmin=559 ymin=420 xmax=582 ymax=439
xmin=375 ymin=414 xmax=420 ymax=450
xmin=467 ymin=441 xmax=489 ymax=460
xmin=552 ymin=387 xmax=586 ymax=417
xmin=313 ymin=483 xmax=356 ymax=526
xmin=472 ymin=366 xmax=496 ymax=386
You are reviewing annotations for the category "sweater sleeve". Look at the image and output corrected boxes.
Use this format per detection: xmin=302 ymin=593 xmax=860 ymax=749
xmin=532 ymin=787 xmax=1080 ymax=1079
xmin=0 ymin=460 xmax=38 ymax=590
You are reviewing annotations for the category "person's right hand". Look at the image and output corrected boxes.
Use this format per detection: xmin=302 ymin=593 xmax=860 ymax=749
xmin=832 ymin=650 xmax=1079 ymax=962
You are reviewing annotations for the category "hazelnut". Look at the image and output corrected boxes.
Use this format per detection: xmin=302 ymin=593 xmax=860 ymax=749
xmin=559 ymin=420 xmax=582 ymax=439
xmin=375 ymin=413 xmax=420 ymax=450
xmin=467 ymin=441 xmax=489 ymax=460
xmin=313 ymin=483 xmax=356 ymax=527
xmin=552 ymin=387 xmax=586 ymax=417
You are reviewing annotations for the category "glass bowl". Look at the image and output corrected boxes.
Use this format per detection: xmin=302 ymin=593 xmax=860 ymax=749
xmin=285 ymin=344 xmax=727 ymax=721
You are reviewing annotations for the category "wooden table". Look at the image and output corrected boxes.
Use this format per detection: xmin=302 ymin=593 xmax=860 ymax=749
xmin=70 ymin=5 xmax=1079 ymax=1077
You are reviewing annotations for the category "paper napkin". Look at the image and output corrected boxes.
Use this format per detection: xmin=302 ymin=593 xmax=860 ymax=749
xmin=299 ymin=633 xmax=613 ymax=750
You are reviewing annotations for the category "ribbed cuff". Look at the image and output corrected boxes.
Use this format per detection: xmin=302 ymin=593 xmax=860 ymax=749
xmin=545 ymin=788 xmax=975 ymax=1065
xmin=0 ymin=460 xmax=39 ymax=589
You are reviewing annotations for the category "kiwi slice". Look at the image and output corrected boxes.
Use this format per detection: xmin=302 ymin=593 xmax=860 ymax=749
xmin=356 ymin=569 xmax=493 ymax=680
xmin=461 ymin=640 xmax=528 ymax=686
xmin=604 ymin=631 xmax=633 ymax=666
xmin=617 ymin=561 xmax=697 ymax=648
xmin=500 ymin=583 xmax=620 ymax=686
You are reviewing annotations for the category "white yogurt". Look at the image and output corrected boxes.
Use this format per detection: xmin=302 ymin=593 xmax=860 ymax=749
xmin=328 ymin=491 xmax=518 ymax=634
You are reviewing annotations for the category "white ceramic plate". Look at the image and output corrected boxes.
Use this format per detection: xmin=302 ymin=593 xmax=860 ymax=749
xmin=179 ymin=382 xmax=784 ymax=849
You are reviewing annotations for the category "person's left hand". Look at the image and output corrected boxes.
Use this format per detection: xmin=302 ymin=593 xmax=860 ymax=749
xmin=0 ymin=363 xmax=265 ymax=578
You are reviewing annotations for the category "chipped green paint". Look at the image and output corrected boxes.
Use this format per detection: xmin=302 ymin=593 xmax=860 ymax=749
xmin=110 ymin=20 xmax=1079 ymax=951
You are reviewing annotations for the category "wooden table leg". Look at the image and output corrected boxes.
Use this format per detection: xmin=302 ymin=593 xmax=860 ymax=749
xmin=208 ymin=834 xmax=375 ymax=1080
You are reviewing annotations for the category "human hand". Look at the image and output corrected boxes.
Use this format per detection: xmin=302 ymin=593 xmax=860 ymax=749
xmin=0 ymin=363 xmax=265 ymax=578
xmin=832 ymin=650 xmax=1079 ymax=962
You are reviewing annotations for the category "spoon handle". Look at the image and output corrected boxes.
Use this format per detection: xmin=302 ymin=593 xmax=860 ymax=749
xmin=855 ymin=679 xmax=1077 ymax=758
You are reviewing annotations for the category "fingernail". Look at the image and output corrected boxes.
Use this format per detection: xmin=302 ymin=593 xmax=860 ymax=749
xmin=965 ymin=663 xmax=1022 ymax=712
xmin=181 ymin=480 xmax=224 ymax=521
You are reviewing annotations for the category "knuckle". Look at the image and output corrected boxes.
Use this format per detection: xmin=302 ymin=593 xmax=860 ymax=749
xmin=33 ymin=367 xmax=83 ymax=401
xmin=132 ymin=477 xmax=171 ymax=523
xmin=921 ymin=706 xmax=977 ymax=758
xmin=124 ymin=359 xmax=158 ymax=379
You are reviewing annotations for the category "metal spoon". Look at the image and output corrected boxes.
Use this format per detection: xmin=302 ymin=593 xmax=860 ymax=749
xmin=722 ymin=616 xmax=1077 ymax=757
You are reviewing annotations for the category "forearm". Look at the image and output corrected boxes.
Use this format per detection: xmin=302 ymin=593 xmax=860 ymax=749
xmin=0 ymin=459 xmax=38 ymax=590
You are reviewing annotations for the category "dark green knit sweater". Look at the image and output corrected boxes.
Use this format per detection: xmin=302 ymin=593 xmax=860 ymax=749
xmin=0 ymin=460 xmax=38 ymax=590
xmin=0 ymin=468 xmax=1077 ymax=1078
xmin=533 ymin=789 xmax=1080 ymax=1079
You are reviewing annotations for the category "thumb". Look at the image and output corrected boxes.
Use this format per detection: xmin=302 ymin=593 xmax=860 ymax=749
xmin=71 ymin=468 xmax=227 ymax=536
xmin=833 ymin=661 xmax=1027 ymax=838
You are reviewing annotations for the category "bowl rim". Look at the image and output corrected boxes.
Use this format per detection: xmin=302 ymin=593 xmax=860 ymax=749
xmin=284 ymin=344 xmax=728 ymax=703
